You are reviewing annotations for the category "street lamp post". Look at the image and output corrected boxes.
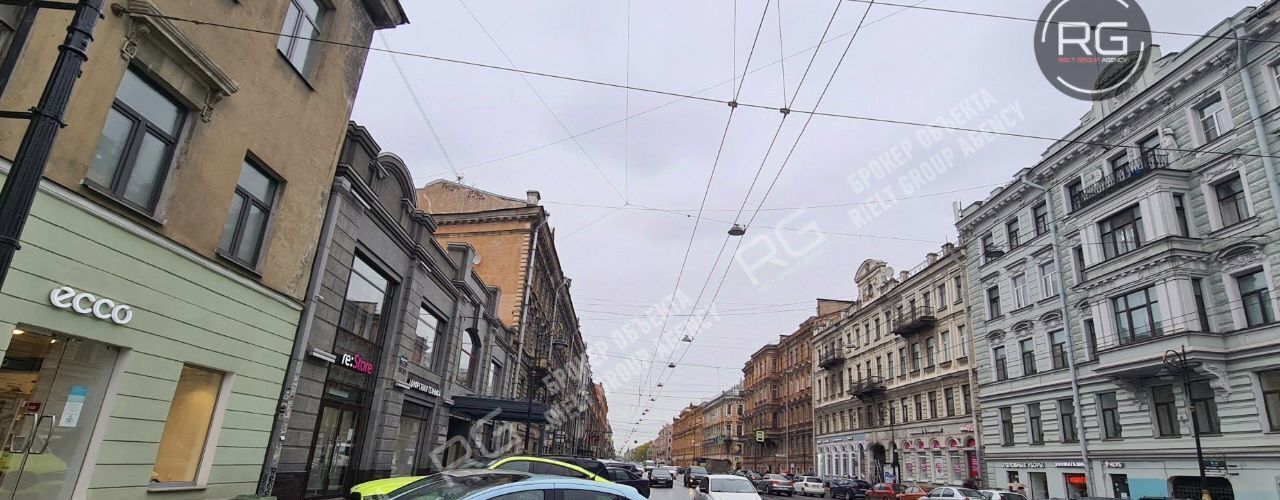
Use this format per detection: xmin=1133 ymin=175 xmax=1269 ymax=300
xmin=1162 ymin=347 xmax=1211 ymax=500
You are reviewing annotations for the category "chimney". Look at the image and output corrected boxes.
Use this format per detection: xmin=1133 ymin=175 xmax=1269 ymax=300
xmin=900 ymin=270 xmax=910 ymax=282
xmin=527 ymin=190 xmax=541 ymax=205
xmin=927 ymin=252 xmax=938 ymax=265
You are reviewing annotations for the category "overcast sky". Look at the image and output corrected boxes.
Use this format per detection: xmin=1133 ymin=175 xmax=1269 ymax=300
xmin=349 ymin=0 xmax=1258 ymax=454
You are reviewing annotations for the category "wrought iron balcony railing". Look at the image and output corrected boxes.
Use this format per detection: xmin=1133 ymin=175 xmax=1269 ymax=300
xmin=892 ymin=306 xmax=937 ymax=336
xmin=1072 ymin=151 xmax=1170 ymax=210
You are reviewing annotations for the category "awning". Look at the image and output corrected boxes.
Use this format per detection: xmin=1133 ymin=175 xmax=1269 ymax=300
xmin=450 ymin=395 xmax=551 ymax=424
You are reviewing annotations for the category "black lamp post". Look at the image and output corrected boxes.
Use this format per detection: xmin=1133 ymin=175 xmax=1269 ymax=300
xmin=1161 ymin=347 xmax=1211 ymax=500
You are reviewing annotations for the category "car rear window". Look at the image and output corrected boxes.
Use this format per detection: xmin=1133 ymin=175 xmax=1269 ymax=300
xmin=689 ymin=467 xmax=707 ymax=474
xmin=652 ymin=469 xmax=671 ymax=478
xmin=803 ymin=477 xmax=820 ymax=483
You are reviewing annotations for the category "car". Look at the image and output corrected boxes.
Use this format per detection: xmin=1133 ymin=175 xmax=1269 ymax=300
xmin=695 ymin=474 xmax=764 ymax=500
xmin=650 ymin=467 xmax=675 ymax=488
xmin=793 ymin=476 xmax=825 ymax=497
xmin=923 ymin=487 xmax=985 ymax=499
xmin=607 ymin=465 xmax=652 ymax=498
xmin=685 ymin=466 xmax=710 ymax=487
xmin=370 ymin=469 xmax=649 ymax=500
xmin=756 ymin=473 xmax=793 ymax=496
xmin=866 ymin=483 xmax=926 ymax=500
xmin=487 ymin=455 xmax=651 ymax=497
xmin=829 ymin=479 xmax=873 ymax=500
xmin=978 ymin=490 xmax=1028 ymax=500
xmin=604 ymin=459 xmax=644 ymax=477
xmin=348 ymin=476 xmax=424 ymax=500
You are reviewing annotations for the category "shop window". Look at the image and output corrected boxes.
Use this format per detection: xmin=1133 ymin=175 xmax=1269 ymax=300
xmin=339 ymin=256 xmax=392 ymax=343
xmin=87 ymin=67 xmax=187 ymax=213
xmin=413 ymin=306 xmax=446 ymax=369
xmin=151 ymin=365 xmax=225 ymax=485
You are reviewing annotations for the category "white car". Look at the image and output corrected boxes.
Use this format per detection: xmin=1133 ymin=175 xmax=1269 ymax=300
xmin=979 ymin=490 xmax=1028 ymax=500
xmin=695 ymin=474 xmax=763 ymax=500
xmin=792 ymin=476 xmax=825 ymax=497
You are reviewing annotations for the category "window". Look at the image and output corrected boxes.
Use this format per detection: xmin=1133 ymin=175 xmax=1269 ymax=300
xmin=923 ymin=292 xmax=931 ymax=309
xmin=906 ymin=398 xmax=915 ymax=423
xmin=1197 ymin=93 xmax=1228 ymax=142
xmin=488 ymin=361 xmax=503 ymax=396
xmin=913 ymin=395 xmax=922 ymax=422
xmin=1033 ymin=203 xmax=1048 ymax=236
xmin=1072 ymin=245 xmax=1086 ymax=282
xmin=981 ymin=233 xmax=996 ymax=263
xmin=954 ymin=276 xmax=964 ymax=303
xmin=957 ymin=325 xmax=967 ymax=359
xmin=1152 ymin=385 xmax=1179 ymax=437
xmin=1027 ymin=403 xmax=1044 ymax=444
xmin=1237 ymin=269 xmax=1274 ymax=327
xmin=924 ymin=337 xmax=935 ymax=367
xmin=911 ymin=343 xmax=922 ymax=371
xmin=937 ymin=284 xmax=947 ymax=309
xmin=944 ymin=388 xmax=956 ymax=417
xmin=1192 ymin=278 xmax=1210 ymax=331
xmin=1215 ymin=176 xmax=1249 ymax=227
xmin=1083 ymin=319 xmax=1098 ymax=361
xmin=887 ymin=356 xmax=894 ymax=379
xmin=993 ymin=346 xmax=1008 ymax=381
xmin=1113 ymin=286 xmax=1162 ymax=344
xmin=1109 ymin=152 xmax=1132 ymax=177
xmin=1040 ymin=261 xmax=1058 ymax=298
xmin=217 ymin=160 xmax=278 ymax=267
xmin=928 ymin=391 xmax=938 ymax=418
xmin=1006 ymin=219 xmax=1021 ymax=248
xmin=87 ymin=67 xmax=186 ymax=212
xmin=874 ymin=318 xmax=881 ymax=340
xmin=940 ymin=332 xmax=952 ymax=362
xmin=1173 ymin=194 xmax=1190 ymax=237
xmin=1049 ymin=330 xmax=1067 ymax=370
xmin=1099 ymin=392 xmax=1122 ymax=439
xmin=986 ymin=286 xmax=1001 ymax=318
xmin=1067 ymin=179 xmax=1084 ymax=211
xmin=899 ymin=348 xmax=908 ymax=376
xmin=412 ymin=307 xmax=444 ymax=368
xmin=1190 ymin=380 xmax=1221 ymax=434
xmin=1139 ymin=133 xmax=1161 ymax=157
xmin=278 ymin=0 xmax=324 ymax=72
xmin=962 ymin=384 xmax=972 ymax=414
xmin=1260 ymin=369 xmax=1280 ymax=431
xmin=1100 ymin=206 xmax=1143 ymax=259
xmin=340 ymin=256 xmax=392 ymax=342
xmin=458 ymin=331 xmax=479 ymax=387
xmin=999 ymin=408 xmax=1014 ymax=445
xmin=1012 ymin=274 xmax=1029 ymax=308
xmin=1058 ymin=398 xmax=1078 ymax=443
xmin=152 ymin=365 xmax=224 ymax=484
xmin=1020 ymin=339 xmax=1037 ymax=376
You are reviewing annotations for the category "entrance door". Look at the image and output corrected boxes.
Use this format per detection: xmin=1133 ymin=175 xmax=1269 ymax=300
xmin=1027 ymin=472 xmax=1049 ymax=500
xmin=0 ymin=331 xmax=118 ymax=500
xmin=305 ymin=403 xmax=360 ymax=498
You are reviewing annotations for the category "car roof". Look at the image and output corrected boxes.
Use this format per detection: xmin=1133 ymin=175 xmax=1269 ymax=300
xmin=471 ymin=476 xmax=645 ymax=500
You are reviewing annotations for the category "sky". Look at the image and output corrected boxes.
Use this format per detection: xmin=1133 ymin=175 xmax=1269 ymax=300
xmin=348 ymin=0 xmax=1259 ymax=454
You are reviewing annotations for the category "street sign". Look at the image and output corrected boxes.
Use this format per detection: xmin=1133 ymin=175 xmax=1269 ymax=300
xmin=1202 ymin=459 xmax=1227 ymax=476
xmin=755 ymin=430 xmax=765 ymax=442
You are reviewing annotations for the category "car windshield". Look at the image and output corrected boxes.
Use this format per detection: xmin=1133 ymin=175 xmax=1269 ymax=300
xmin=652 ymin=469 xmax=671 ymax=478
xmin=390 ymin=472 xmax=527 ymax=500
xmin=690 ymin=467 xmax=707 ymax=474
xmin=711 ymin=478 xmax=758 ymax=493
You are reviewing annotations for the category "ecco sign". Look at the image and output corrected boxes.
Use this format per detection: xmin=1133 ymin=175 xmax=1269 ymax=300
xmin=49 ymin=286 xmax=133 ymax=325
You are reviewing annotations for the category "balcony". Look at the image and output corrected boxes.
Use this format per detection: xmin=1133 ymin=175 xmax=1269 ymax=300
xmin=818 ymin=350 xmax=845 ymax=369
xmin=892 ymin=306 xmax=937 ymax=336
xmin=848 ymin=375 xmax=886 ymax=400
xmin=1093 ymin=330 xmax=1226 ymax=379
xmin=1072 ymin=151 xmax=1169 ymax=209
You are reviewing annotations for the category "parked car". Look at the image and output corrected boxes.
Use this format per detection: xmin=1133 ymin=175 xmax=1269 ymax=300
xmin=650 ymin=467 xmax=675 ymax=488
xmin=978 ymin=491 xmax=1028 ymax=500
xmin=685 ymin=466 xmax=711 ymax=487
xmin=924 ymin=487 xmax=984 ymax=499
xmin=487 ymin=455 xmax=650 ymax=498
xmin=737 ymin=471 xmax=762 ymax=482
xmin=866 ymin=483 xmax=926 ymax=500
xmin=756 ymin=474 xmax=794 ymax=496
xmin=607 ymin=466 xmax=652 ymax=498
xmin=793 ymin=476 xmax=825 ymax=497
xmin=829 ymin=479 xmax=873 ymax=500
xmin=695 ymin=475 xmax=764 ymax=500
xmin=371 ymin=469 xmax=648 ymax=500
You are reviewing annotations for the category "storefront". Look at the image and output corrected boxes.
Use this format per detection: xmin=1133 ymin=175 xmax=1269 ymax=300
xmin=0 ymin=168 xmax=301 ymax=500
xmin=862 ymin=420 xmax=977 ymax=488
xmin=816 ymin=433 xmax=865 ymax=478
xmin=990 ymin=458 xmax=1250 ymax=500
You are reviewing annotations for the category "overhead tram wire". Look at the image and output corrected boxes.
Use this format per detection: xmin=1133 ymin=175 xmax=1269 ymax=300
xmin=133 ymin=11 xmax=1280 ymax=166
xmin=378 ymin=33 xmax=461 ymax=182
xmin=644 ymin=0 xmax=847 ymax=409
xmin=646 ymin=0 xmax=880 ymax=420
xmin=627 ymin=0 xmax=776 ymax=445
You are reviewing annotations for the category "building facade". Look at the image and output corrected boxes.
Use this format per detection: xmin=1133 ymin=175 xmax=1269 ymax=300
xmin=417 ymin=180 xmax=594 ymax=456
xmin=672 ymin=403 xmax=703 ymax=466
xmin=653 ymin=423 xmax=673 ymax=464
xmin=701 ymin=385 xmax=745 ymax=470
xmin=812 ymin=247 xmax=979 ymax=489
xmin=0 ymin=1 xmax=402 ymax=499
xmin=959 ymin=5 xmax=1280 ymax=499
xmin=269 ymin=124 xmax=523 ymax=499
xmin=584 ymin=382 xmax=615 ymax=458
xmin=743 ymin=344 xmax=781 ymax=472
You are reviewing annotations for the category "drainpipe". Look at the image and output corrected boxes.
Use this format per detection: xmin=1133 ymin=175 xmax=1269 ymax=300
xmin=1019 ymin=176 xmax=1095 ymax=496
xmin=258 ymin=177 xmax=350 ymax=495
xmin=1234 ymin=24 xmax=1280 ymax=225
xmin=960 ymin=253 xmax=984 ymax=487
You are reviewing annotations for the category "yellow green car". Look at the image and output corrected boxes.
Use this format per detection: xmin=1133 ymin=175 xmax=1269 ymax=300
xmin=348 ymin=456 xmax=607 ymax=500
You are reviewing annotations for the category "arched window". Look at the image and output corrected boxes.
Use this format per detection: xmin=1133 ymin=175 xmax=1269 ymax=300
xmin=458 ymin=330 xmax=479 ymax=386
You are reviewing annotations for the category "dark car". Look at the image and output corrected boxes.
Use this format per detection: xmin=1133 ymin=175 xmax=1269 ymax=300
xmin=684 ymin=466 xmax=709 ymax=487
xmin=830 ymin=479 xmax=872 ymax=500
xmin=606 ymin=466 xmax=652 ymax=498
xmin=534 ymin=456 xmax=651 ymax=498
xmin=649 ymin=467 xmax=675 ymax=488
